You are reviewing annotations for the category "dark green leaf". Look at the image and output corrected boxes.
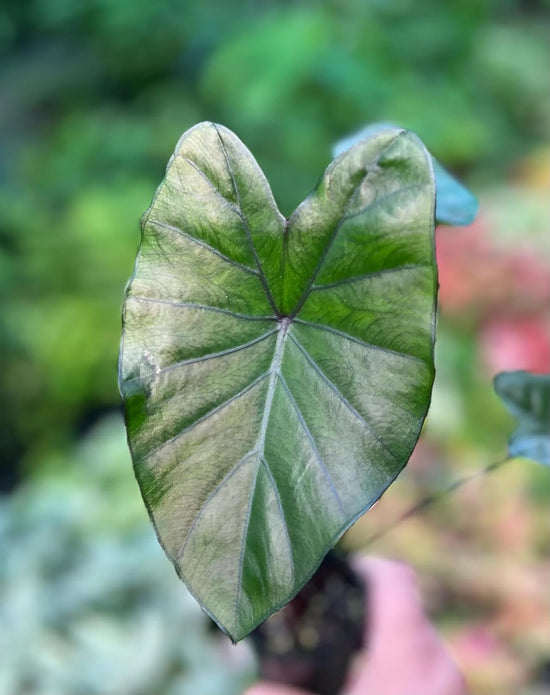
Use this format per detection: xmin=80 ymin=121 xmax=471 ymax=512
xmin=119 ymin=122 xmax=437 ymax=641
xmin=494 ymin=371 xmax=550 ymax=466
xmin=333 ymin=123 xmax=478 ymax=226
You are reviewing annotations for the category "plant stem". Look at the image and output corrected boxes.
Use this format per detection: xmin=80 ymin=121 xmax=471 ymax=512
xmin=364 ymin=457 xmax=511 ymax=547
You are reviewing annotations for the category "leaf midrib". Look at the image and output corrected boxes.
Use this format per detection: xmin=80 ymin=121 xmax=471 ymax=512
xmin=233 ymin=318 xmax=290 ymax=626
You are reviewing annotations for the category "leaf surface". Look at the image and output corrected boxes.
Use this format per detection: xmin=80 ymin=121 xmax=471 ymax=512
xmin=494 ymin=371 xmax=550 ymax=466
xmin=333 ymin=122 xmax=478 ymax=226
xmin=120 ymin=122 xmax=437 ymax=640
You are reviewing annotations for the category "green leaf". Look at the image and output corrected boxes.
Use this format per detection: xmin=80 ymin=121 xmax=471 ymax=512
xmin=494 ymin=371 xmax=550 ymax=466
xmin=119 ymin=122 xmax=437 ymax=641
xmin=333 ymin=123 xmax=478 ymax=226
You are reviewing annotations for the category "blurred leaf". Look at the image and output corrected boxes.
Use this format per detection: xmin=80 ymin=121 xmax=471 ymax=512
xmin=333 ymin=122 xmax=478 ymax=226
xmin=430 ymin=159 xmax=478 ymax=227
xmin=119 ymin=122 xmax=437 ymax=640
xmin=494 ymin=371 xmax=550 ymax=466
xmin=202 ymin=9 xmax=331 ymax=122
xmin=474 ymin=24 xmax=550 ymax=133
xmin=0 ymin=415 xmax=253 ymax=695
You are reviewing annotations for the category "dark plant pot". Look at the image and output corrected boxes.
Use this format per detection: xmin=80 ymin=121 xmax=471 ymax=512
xmin=250 ymin=550 xmax=367 ymax=695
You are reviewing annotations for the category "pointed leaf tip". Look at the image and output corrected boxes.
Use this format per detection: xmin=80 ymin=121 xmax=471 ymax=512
xmin=120 ymin=122 xmax=438 ymax=640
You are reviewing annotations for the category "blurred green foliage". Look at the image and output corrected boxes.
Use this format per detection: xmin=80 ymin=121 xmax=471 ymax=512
xmin=1 ymin=0 xmax=549 ymax=478
xmin=0 ymin=416 xmax=255 ymax=694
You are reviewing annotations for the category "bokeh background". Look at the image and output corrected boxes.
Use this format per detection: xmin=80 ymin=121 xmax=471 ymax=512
xmin=1 ymin=1 xmax=549 ymax=693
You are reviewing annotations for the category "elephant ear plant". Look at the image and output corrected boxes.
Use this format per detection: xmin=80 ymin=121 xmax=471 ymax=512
xmin=118 ymin=122 xmax=440 ymax=642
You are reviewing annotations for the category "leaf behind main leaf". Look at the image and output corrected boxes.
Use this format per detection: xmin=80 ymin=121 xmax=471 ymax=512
xmin=333 ymin=122 xmax=478 ymax=227
xmin=494 ymin=371 xmax=550 ymax=465
xmin=120 ymin=122 xmax=437 ymax=641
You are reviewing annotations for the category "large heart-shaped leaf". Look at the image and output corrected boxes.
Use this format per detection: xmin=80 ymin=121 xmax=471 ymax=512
xmin=494 ymin=371 xmax=550 ymax=466
xmin=119 ymin=122 xmax=437 ymax=641
xmin=334 ymin=123 xmax=478 ymax=227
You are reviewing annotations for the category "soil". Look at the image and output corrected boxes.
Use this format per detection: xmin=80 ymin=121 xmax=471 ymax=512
xmin=250 ymin=550 xmax=367 ymax=695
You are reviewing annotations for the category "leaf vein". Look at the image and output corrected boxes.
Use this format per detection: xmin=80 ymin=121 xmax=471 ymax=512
xmin=139 ymin=371 xmax=270 ymax=463
xmin=176 ymin=449 xmax=258 ymax=561
xmin=152 ymin=329 xmax=279 ymax=377
xmin=254 ymin=322 xmax=288 ymax=455
xmin=212 ymin=124 xmax=279 ymax=315
xmin=148 ymin=220 xmax=260 ymax=278
xmin=278 ymin=373 xmax=346 ymax=516
xmin=311 ymin=263 xmax=425 ymax=291
xmin=234 ymin=457 xmax=262 ymax=628
xmin=288 ymin=333 xmax=401 ymax=465
xmin=260 ymin=457 xmax=295 ymax=580
xmin=292 ymin=319 xmax=425 ymax=363
xmin=180 ymin=156 xmax=242 ymax=216
xmin=129 ymin=296 xmax=276 ymax=322
xmin=343 ymin=182 xmax=426 ymax=222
